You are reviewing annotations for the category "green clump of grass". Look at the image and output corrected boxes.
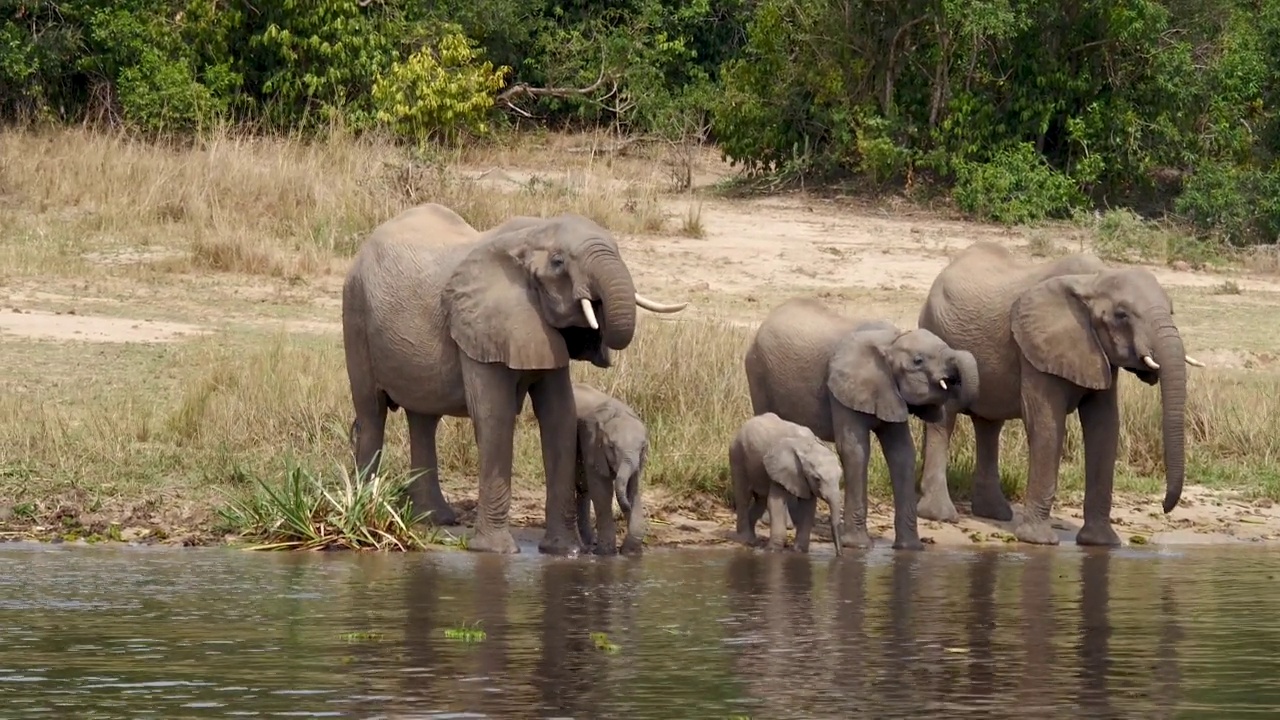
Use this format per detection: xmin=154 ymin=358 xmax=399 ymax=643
xmin=590 ymin=631 xmax=620 ymax=654
xmin=340 ymin=631 xmax=385 ymax=642
xmin=443 ymin=621 xmax=486 ymax=642
xmin=217 ymin=459 xmax=462 ymax=551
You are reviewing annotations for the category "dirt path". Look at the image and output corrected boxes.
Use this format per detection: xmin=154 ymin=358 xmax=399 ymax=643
xmin=4 ymin=142 xmax=1280 ymax=550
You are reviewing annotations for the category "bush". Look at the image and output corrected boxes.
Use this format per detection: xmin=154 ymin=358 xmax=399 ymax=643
xmin=372 ymin=27 xmax=510 ymax=144
xmin=952 ymin=143 xmax=1085 ymax=225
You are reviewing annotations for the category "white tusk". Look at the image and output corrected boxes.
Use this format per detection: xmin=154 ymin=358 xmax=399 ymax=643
xmin=1185 ymin=355 xmax=1206 ymax=368
xmin=939 ymin=379 xmax=948 ymax=390
xmin=581 ymin=298 xmax=599 ymax=330
xmin=1143 ymin=355 xmax=1161 ymax=370
xmin=635 ymin=293 xmax=689 ymax=313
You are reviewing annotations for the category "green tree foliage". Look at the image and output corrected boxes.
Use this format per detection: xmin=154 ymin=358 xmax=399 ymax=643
xmin=1 ymin=0 xmax=1278 ymax=245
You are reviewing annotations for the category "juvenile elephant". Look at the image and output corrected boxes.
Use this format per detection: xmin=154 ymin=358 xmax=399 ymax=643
xmin=744 ymin=297 xmax=980 ymax=550
xmin=915 ymin=241 xmax=1204 ymax=546
xmin=730 ymin=412 xmax=845 ymax=555
xmin=342 ymin=203 xmax=688 ymax=555
xmin=572 ymin=382 xmax=647 ymax=556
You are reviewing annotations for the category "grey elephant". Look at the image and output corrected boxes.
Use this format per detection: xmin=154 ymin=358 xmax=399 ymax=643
xmin=744 ymin=297 xmax=980 ymax=550
xmin=730 ymin=412 xmax=845 ymax=555
xmin=915 ymin=241 xmax=1204 ymax=546
xmin=572 ymin=382 xmax=647 ymax=556
xmin=342 ymin=203 xmax=688 ymax=555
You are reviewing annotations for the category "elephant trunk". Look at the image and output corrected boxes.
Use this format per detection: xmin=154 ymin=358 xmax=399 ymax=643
xmin=950 ymin=349 xmax=981 ymax=409
xmin=822 ymin=484 xmax=843 ymax=557
xmin=583 ymin=241 xmax=637 ymax=351
xmin=1152 ymin=316 xmax=1187 ymax=513
xmin=613 ymin=463 xmax=632 ymax=513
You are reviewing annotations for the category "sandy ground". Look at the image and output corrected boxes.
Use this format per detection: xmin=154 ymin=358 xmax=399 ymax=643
xmin=5 ymin=140 xmax=1280 ymax=550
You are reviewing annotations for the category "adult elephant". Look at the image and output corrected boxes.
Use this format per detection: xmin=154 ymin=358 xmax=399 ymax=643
xmin=342 ymin=203 xmax=688 ymax=555
xmin=915 ymin=241 xmax=1204 ymax=546
xmin=744 ymin=297 xmax=980 ymax=550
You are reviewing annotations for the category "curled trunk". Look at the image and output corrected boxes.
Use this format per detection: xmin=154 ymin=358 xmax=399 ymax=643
xmin=1153 ymin=317 xmax=1187 ymax=513
xmin=583 ymin=242 xmax=637 ymax=350
xmin=950 ymin=349 xmax=981 ymax=408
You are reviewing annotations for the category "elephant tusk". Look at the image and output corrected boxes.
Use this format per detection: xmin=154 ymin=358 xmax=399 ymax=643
xmin=635 ymin=293 xmax=689 ymax=314
xmin=939 ymin=379 xmax=948 ymax=391
xmin=1143 ymin=355 xmax=1161 ymax=370
xmin=1185 ymin=355 xmax=1206 ymax=368
xmin=581 ymin=298 xmax=600 ymax=330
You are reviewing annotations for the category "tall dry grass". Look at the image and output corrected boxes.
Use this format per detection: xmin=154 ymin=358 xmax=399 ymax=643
xmin=0 ymin=125 xmax=672 ymax=279
xmin=2 ymin=314 xmax=1277 ymax=532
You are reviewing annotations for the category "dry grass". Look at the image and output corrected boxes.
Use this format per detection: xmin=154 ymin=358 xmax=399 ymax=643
xmin=2 ymin=314 xmax=1279 ymax=540
xmin=2 ymin=125 xmax=1279 ymax=542
xmin=0 ymin=125 xmax=676 ymax=281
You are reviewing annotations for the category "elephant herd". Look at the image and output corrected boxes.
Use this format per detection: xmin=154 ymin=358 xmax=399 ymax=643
xmin=341 ymin=203 xmax=1205 ymax=555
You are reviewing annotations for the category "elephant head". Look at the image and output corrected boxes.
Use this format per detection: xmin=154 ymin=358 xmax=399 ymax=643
xmin=1010 ymin=267 xmax=1203 ymax=514
xmin=762 ymin=432 xmax=845 ymax=556
xmin=827 ymin=323 xmax=981 ymax=425
xmin=443 ymin=214 xmax=686 ymax=371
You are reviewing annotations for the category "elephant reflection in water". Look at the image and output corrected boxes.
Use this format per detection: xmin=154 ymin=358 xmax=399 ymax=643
xmin=1015 ymin=550 xmax=1059 ymax=713
xmin=1077 ymin=550 xmax=1116 ymax=717
xmin=826 ymin=553 xmax=870 ymax=715
xmin=534 ymin=558 xmax=640 ymax=716
xmin=723 ymin=552 xmax=825 ymax=718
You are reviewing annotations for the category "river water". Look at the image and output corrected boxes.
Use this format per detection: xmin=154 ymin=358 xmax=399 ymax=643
xmin=0 ymin=541 xmax=1277 ymax=718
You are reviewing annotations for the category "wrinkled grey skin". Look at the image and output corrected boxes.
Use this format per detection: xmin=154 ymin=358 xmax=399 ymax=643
xmin=744 ymin=297 xmax=980 ymax=551
xmin=342 ymin=203 xmax=688 ymax=555
xmin=571 ymin=383 xmax=648 ymax=556
xmin=730 ymin=413 xmax=846 ymax=555
xmin=916 ymin=241 xmax=1203 ymax=546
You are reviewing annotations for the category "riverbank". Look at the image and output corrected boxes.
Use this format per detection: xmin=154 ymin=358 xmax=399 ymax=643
xmin=3 ymin=126 xmax=1280 ymax=551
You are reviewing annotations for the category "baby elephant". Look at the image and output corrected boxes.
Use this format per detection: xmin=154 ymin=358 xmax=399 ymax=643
xmin=730 ymin=413 xmax=844 ymax=555
xmin=572 ymin=383 xmax=648 ymax=555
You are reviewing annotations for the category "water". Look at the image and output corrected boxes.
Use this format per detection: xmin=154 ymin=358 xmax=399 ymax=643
xmin=1 ymin=542 xmax=1278 ymax=719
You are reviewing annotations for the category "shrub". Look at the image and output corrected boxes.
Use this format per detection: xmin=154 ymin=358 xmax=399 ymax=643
xmin=952 ymin=143 xmax=1086 ymax=225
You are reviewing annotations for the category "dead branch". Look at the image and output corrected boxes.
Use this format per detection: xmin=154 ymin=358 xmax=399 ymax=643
xmin=495 ymin=65 xmax=618 ymax=118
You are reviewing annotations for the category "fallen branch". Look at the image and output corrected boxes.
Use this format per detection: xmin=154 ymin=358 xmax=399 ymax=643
xmin=495 ymin=64 xmax=619 ymax=119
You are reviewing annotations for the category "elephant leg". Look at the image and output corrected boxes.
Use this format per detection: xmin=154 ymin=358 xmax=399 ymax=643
xmin=620 ymin=472 xmax=645 ymax=555
xmin=529 ymin=369 xmax=584 ymax=557
xmin=589 ymin=471 xmax=618 ymax=556
xmin=460 ymin=357 xmax=522 ymax=554
xmin=351 ymin=391 xmax=388 ymax=482
xmin=832 ymin=406 xmax=875 ymax=549
xmin=1016 ymin=367 xmax=1070 ymax=545
xmin=1076 ymin=387 xmax=1122 ymax=547
xmin=747 ymin=495 xmax=767 ymax=544
xmin=917 ymin=406 xmax=959 ymax=522
xmin=731 ymin=443 xmax=760 ymax=546
xmin=765 ymin=485 xmax=790 ymax=552
xmin=405 ymin=411 xmax=459 ymax=527
xmin=791 ymin=497 xmax=817 ymax=553
xmin=971 ymin=417 xmax=1013 ymax=521
xmin=878 ymin=421 xmax=924 ymax=551
xmin=575 ymin=483 xmax=595 ymax=551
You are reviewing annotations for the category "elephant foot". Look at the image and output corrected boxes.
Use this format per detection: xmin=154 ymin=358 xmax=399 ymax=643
xmin=538 ymin=531 xmax=584 ymax=557
xmin=593 ymin=542 xmax=619 ymax=556
xmin=1075 ymin=521 xmax=1121 ymax=547
xmin=971 ymin=491 xmax=1013 ymax=522
xmin=424 ymin=504 xmax=460 ymax=527
xmin=733 ymin=531 xmax=763 ymax=548
xmin=620 ymin=536 xmax=644 ymax=556
xmin=892 ymin=533 xmax=925 ymax=551
xmin=840 ymin=528 xmax=874 ymax=549
xmin=468 ymin=528 xmax=520 ymax=554
xmin=763 ymin=541 xmax=788 ymax=553
xmin=917 ymin=492 xmax=959 ymax=523
xmin=1013 ymin=519 xmax=1060 ymax=546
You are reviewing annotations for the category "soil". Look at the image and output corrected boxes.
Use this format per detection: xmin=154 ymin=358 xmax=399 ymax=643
xmin=4 ymin=138 xmax=1280 ymax=551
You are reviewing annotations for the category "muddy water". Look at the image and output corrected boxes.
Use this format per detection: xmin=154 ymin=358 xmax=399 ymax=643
xmin=0 ymin=542 xmax=1278 ymax=718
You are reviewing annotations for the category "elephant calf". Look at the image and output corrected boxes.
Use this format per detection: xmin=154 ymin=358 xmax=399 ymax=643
xmin=730 ymin=413 xmax=844 ymax=555
xmin=744 ymin=297 xmax=980 ymax=551
xmin=572 ymin=383 xmax=647 ymax=555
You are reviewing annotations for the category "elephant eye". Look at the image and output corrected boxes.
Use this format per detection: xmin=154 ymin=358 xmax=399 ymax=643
xmin=1113 ymin=309 xmax=1129 ymax=321
xmin=548 ymin=255 xmax=566 ymax=273
xmin=913 ymin=354 xmax=924 ymax=366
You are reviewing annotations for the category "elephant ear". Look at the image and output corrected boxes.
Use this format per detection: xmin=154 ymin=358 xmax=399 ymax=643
xmin=762 ymin=438 xmax=813 ymax=499
xmin=443 ymin=242 xmax=569 ymax=370
xmin=1011 ymin=276 xmax=1111 ymax=390
xmin=577 ymin=414 xmax=615 ymax=480
xmin=827 ymin=328 xmax=908 ymax=423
